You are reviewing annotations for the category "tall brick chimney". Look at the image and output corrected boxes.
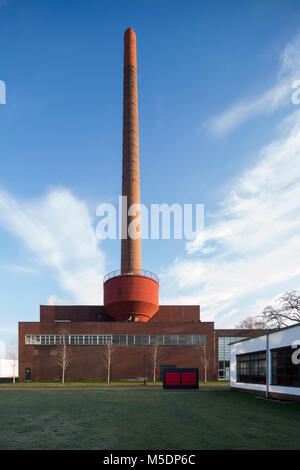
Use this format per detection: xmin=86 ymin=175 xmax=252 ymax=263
xmin=103 ymin=28 xmax=159 ymax=322
xmin=121 ymin=28 xmax=142 ymax=273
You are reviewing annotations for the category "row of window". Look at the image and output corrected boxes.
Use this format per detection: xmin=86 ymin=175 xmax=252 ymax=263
xmin=25 ymin=334 xmax=206 ymax=347
xmin=237 ymin=346 xmax=300 ymax=387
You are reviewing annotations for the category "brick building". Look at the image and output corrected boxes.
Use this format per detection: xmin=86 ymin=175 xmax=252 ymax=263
xmin=18 ymin=304 xmax=262 ymax=381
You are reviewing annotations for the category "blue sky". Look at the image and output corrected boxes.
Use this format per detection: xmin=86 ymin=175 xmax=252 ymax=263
xmin=1 ymin=0 xmax=300 ymax=352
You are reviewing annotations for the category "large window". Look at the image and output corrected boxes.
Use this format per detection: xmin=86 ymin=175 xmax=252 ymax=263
xmin=218 ymin=336 xmax=247 ymax=361
xmin=218 ymin=336 xmax=246 ymax=380
xmin=271 ymin=347 xmax=300 ymax=387
xmin=237 ymin=351 xmax=266 ymax=384
xmin=25 ymin=334 xmax=206 ymax=346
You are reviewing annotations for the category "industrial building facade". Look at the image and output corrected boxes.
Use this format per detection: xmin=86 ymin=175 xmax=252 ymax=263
xmin=18 ymin=304 xmax=262 ymax=382
xmin=230 ymin=322 xmax=300 ymax=402
xmin=18 ymin=29 xmax=264 ymax=382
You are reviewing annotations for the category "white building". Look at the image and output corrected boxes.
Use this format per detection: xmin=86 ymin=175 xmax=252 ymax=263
xmin=230 ymin=323 xmax=300 ymax=401
xmin=0 ymin=359 xmax=18 ymax=379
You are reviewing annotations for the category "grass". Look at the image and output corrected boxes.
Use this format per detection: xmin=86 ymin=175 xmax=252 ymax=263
xmin=0 ymin=380 xmax=229 ymax=388
xmin=0 ymin=389 xmax=299 ymax=450
xmin=0 ymin=380 xmax=153 ymax=388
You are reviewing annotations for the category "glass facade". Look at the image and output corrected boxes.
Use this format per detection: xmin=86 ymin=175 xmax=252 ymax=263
xmin=237 ymin=351 xmax=266 ymax=384
xmin=25 ymin=334 xmax=206 ymax=347
xmin=218 ymin=336 xmax=246 ymax=380
xmin=271 ymin=346 xmax=300 ymax=387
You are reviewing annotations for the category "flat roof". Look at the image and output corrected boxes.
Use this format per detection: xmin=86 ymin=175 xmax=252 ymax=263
xmin=228 ymin=322 xmax=300 ymax=345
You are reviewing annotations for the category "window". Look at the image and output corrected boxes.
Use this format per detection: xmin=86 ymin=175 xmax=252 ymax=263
xmin=25 ymin=333 xmax=206 ymax=347
xmin=70 ymin=335 xmax=76 ymax=345
xmin=92 ymin=336 xmax=98 ymax=345
xmin=178 ymin=335 xmax=186 ymax=345
xmin=78 ymin=335 xmax=83 ymax=345
xmin=218 ymin=337 xmax=246 ymax=381
xmin=237 ymin=351 xmax=266 ymax=384
xmin=192 ymin=335 xmax=206 ymax=346
xmin=272 ymin=347 xmax=300 ymax=387
xmin=219 ymin=336 xmax=246 ymax=361
xmin=150 ymin=335 xmax=163 ymax=345
xmin=164 ymin=336 xmax=172 ymax=345
xmin=141 ymin=335 xmax=150 ymax=345
xmin=25 ymin=335 xmax=31 ymax=345
xmin=98 ymin=335 xmax=106 ymax=345
xmin=113 ymin=335 xmax=126 ymax=345
xmin=218 ymin=361 xmax=230 ymax=380
xmin=128 ymin=335 xmax=134 ymax=345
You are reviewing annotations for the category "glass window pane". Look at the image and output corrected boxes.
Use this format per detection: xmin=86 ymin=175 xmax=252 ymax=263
xmin=128 ymin=335 xmax=134 ymax=345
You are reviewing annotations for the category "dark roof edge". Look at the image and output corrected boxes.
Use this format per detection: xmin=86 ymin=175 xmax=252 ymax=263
xmin=229 ymin=322 xmax=300 ymax=345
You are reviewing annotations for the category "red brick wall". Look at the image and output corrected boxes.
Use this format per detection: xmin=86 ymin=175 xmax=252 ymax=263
xmin=40 ymin=304 xmax=200 ymax=323
xmin=150 ymin=305 xmax=200 ymax=322
xmin=19 ymin=321 xmax=214 ymax=382
xmin=40 ymin=305 xmax=111 ymax=322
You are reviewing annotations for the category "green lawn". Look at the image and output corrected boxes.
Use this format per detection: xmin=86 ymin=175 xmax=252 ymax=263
xmin=0 ymin=389 xmax=299 ymax=450
xmin=0 ymin=380 xmax=229 ymax=388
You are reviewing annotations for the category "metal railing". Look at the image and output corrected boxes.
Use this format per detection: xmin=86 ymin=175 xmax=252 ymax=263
xmin=103 ymin=268 xmax=159 ymax=284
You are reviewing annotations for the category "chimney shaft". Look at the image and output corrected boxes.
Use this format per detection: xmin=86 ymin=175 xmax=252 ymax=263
xmin=103 ymin=28 xmax=159 ymax=323
xmin=121 ymin=28 xmax=142 ymax=273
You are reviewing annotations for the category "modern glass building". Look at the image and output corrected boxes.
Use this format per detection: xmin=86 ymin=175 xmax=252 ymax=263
xmin=230 ymin=323 xmax=300 ymax=401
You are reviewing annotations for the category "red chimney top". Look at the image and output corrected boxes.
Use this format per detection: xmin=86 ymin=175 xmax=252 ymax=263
xmin=124 ymin=27 xmax=137 ymax=69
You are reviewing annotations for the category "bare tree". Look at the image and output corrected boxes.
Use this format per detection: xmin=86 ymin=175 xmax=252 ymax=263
xmin=236 ymin=291 xmax=300 ymax=330
xmin=235 ymin=315 xmax=268 ymax=329
xmin=151 ymin=341 xmax=159 ymax=383
xmin=199 ymin=343 xmax=209 ymax=383
xmin=260 ymin=291 xmax=300 ymax=328
xmin=103 ymin=340 xmax=114 ymax=383
xmin=56 ymin=336 xmax=71 ymax=384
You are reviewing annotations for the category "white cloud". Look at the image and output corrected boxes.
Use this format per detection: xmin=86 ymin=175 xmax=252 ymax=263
xmin=2 ymin=264 xmax=39 ymax=274
xmin=47 ymin=295 xmax=72 ymax=306
xmin=205 ymin=32 xmax=300 ymax=137
xmin=0 ymin=188 xmax=106 ymax=304
xmin=161 ymin=107 xmax=300 ymax=325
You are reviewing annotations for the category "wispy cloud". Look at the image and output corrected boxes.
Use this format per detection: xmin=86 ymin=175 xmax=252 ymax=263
xmin=0 ymin=188 xmax=106 ymax=304
xmin=205 ymin=32 xmax=300 ymax=137
xmin=2 ymin=264 xmax=39 ymax=274
xmin=161 ymin=107 xmax=300 ymax=325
